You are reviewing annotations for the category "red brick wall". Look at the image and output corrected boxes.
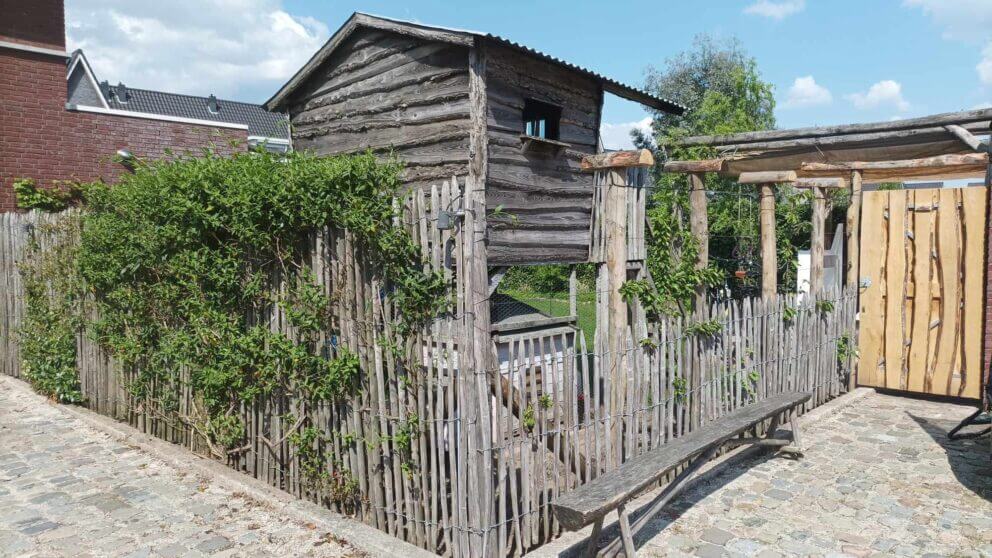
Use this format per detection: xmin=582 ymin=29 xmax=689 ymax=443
xmin=0 ymin=46 xmax=246 ymax=213
xmin=0 ymin=0 xmax=65 ymax=49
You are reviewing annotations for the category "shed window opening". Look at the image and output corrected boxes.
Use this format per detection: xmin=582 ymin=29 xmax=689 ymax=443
xmin=523 ymin=99 xmax=562 ymax=141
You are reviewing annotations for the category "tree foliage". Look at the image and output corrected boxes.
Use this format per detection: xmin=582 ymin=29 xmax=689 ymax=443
xmin=635 ymin=35 xmax=843 ymax=305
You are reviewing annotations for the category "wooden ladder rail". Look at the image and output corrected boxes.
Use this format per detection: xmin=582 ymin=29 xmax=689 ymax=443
xmin=491 ymin=371 xmax=590 ymax=479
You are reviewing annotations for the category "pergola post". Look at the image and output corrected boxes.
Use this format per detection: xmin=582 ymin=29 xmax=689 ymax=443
xmin=760 ymin=184 xmax=777 ymax=299
xmin=582 ymin=149 xmax=654 ymax=451
xmin=810 ymin=186 xmax=827 ymax=295
xmin=689 ymin=173 xmax=708 ymax=309
xmin=846 ymin=170 xmax=863 ymax=289
xmin=568 ymin=266 xmax=577 ymax=317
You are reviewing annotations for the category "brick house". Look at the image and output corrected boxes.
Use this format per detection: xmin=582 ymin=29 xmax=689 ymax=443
xmin=0 ymin=0 xmax=286 ymax=213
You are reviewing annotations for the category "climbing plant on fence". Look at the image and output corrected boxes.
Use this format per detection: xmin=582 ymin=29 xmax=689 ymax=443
xmin=16 ymin=149 xmax=447 ymax=506
xmin=17 ymin=212 xmax=85 ymax=403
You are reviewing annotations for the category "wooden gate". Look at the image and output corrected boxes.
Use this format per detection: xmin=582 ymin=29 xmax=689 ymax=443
xmin=857 ymin=186 xmax=986 ymax=398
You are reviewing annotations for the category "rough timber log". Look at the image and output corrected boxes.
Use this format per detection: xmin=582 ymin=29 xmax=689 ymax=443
xmin=580 ymin=149 xmax=654 ymax=171
xmin=663 ymin=159 xmax=726 ymax=173
xmin=760 ymin=184 xmax=777 ymax=299
xmin=738 ymin=171 xmax=797 ymax=184
xmin=679 ymin=108 xmax=992 ymax=147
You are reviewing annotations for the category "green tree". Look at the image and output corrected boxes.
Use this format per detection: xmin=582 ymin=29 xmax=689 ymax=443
xmin=635 ymin=35 xmax=835 ymax=305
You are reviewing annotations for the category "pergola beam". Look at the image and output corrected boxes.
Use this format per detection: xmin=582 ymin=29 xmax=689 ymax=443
xmin=737 ymin=171 xmax=797 ymax=184
xmin=800 ymin=152 xmax=988 ymax=172
xmin=944 ymin=125 xmax=989 ymax=152
xmin=678 ymin=122 xmax=989 ymax=154
xmin=581 ymin=149 xmax=654 ymax=171
xmin=679 ymin=107 xmax=992 ymax=147
xmin=662 ymin=159 xmax=726 ymax=173
xmin=793 ymin=177 xmax=846 ymax=189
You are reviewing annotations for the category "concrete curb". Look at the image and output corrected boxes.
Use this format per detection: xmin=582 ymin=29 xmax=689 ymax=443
xmin=2 ymin=375 xmax=436 ymax=558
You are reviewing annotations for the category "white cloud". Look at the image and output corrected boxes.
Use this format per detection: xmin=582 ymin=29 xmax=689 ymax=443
xmin=743 ymin=0 xmax=806 ymax=20
xmin=782 ymin=76 xmax=832 ymax=108
xmin=600 ymin=117 xmax=653 ymax=151
xmin=978 ymin=43 xmax=992 ymax=85
xmin=904 ymin=1 xmax=992 ymax=91
xmin=65 ymin=0 xmax=329 ymax=101
xmin=903 ymin=0 xmax=992 ymax=43
xmin=845 ymin=80 xmax=911 ymax=112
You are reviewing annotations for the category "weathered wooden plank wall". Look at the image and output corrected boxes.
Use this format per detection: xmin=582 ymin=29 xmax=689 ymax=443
xmin=484 ymin=44 xmax=602 ymax=265
xmin=857 ymin=187 xmax=986 ymax=398
xmin=287 ymin=28 xmax=472 ymax=192
xmin=1 ymin=200 xmax=857 ymax=557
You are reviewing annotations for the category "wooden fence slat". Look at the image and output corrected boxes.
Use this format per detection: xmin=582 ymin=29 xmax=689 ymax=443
xmin=0 ymin=199 xmax=863 ymax=556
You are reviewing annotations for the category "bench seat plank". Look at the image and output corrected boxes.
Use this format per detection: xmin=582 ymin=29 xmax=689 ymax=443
xmin=553 ymin=391 xmax=811 ymax=530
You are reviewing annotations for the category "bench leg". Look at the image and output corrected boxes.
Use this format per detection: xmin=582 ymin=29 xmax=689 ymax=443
xmin=789 ymin=410 xmax=804 ymax=454
xmin=585 ymin=517 xmax=603 ymax=558
xmin=766 ymin=414 xmax=780 ymax=438
xmin=617 ymin=503 xmax=637 ymax=558
xmin=598 ymin=446 xmax=719 ymax=557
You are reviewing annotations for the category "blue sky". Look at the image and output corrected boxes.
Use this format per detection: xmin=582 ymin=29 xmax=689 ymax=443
xmin=67 ymin=0 xmax=992 ymax=149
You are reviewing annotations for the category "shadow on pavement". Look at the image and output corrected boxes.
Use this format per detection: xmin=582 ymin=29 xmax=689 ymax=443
xmin=554 ymin=443 xmax=792 ymax=557
xmin=907 ymin=412 xmax=992 ymax=502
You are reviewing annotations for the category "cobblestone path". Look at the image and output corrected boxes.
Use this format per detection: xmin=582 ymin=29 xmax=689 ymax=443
xmin=4 ymin=374 xmax=992 ymax=558
xmin=629 ymin=392 xmax=992 ymax=557
xmin=0 ymin=377 xmax=364 ymax=558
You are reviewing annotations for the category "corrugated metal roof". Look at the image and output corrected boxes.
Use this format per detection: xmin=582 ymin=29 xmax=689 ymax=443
xmin=481 ymin=31 xmax=684 ymax=114
xmin=266 ymin=12 xmax=685 ymax=115
xmin=361 ymin=14 xmax=685 ymax=114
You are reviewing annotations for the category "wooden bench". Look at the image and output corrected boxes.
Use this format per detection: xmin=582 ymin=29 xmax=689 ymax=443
xmin=552 ymin=391 xmax=812 ymax=557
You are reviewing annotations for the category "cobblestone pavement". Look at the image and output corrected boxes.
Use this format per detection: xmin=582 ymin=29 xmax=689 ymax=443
xmin=0 ymin=379 xmax=365 ymax=558
xmin=630 ymin=392 xmax=992 ymax=558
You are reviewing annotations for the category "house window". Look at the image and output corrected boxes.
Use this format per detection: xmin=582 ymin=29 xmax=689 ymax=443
xmin=523 ymin=99 xmax=561 ymax=140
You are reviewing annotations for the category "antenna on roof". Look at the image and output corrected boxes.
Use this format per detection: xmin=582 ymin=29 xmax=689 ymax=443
xmin=207 ymin=94 xmax=219 ymax=114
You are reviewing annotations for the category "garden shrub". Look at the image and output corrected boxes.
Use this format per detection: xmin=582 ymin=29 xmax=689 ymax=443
xmin=17 ymin=149 xmax=446 ymax=498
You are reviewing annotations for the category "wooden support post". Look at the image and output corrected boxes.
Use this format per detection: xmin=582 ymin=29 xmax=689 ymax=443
xmin=984 ymin=132 xmax=992 ymax=402
xmin=583 ymin=149 xmax=652 ymax=462
xmin=605 ymin=168 xmax=629 ymax=418
xmin=846 ymin=170 xmax=863 ymax=290
xmin=569 ymin=266 xmax=578 ymax=317
xmin=760 ymin=184 xmax=777 ymax=299
xmin=463 ymin=41 xmax=494 ymax=558
xmin=689 ymin=173 xmax=708 ymax=309
xmin=810 ymin=186 xmax=827 ymax=295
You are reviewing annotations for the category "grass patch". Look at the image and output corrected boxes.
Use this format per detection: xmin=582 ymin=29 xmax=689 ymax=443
xmin=499 ymin=289 xmax=597 ymax=347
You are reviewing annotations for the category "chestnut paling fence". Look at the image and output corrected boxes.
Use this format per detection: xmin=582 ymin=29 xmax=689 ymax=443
xmin=0 ymin=187 xmax=857 ymax=557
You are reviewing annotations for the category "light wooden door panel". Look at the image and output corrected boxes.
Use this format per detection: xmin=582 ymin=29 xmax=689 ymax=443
xmin=857 ymin=187 xmax=986 ymax=399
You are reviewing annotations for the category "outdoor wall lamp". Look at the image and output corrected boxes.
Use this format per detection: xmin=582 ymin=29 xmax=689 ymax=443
xmin=436 ymin=209 xmax=465 ymax=230
xmin=116 ymin=149 xmax=136 ymax=171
